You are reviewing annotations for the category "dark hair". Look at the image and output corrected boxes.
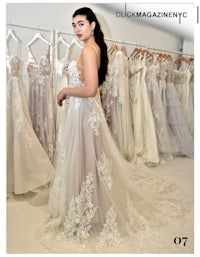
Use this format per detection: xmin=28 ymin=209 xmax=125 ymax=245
xmin=72 ymin=7 xmax=108 ymax=85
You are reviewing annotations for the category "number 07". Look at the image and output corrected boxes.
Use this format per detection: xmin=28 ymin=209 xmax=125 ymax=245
xmin=174 ymin=237 xmax=188 ymax=246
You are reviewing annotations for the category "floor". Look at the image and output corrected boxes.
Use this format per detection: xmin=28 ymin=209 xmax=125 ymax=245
xmin=6 ymin=157 xmax=194 ymax=255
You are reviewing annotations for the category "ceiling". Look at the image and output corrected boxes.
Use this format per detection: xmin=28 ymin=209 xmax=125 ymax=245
xmin=98 ymin=3 xmax=195 ymax=41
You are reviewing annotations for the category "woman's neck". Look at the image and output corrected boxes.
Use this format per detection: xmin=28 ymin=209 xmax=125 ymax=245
xmin=83 ymin=35 xmax=96 ymax=46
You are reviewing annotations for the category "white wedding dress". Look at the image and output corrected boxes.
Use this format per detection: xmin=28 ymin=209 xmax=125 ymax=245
xmin=129 ymin=54 xmax=159 ymax=165
xmin=6 ymin=54 xmax=54 ymax=195
xmin=35 ymin=55 xmax=193 ymax=253
xmin=101 ymin=50 xmax=134 ymax=161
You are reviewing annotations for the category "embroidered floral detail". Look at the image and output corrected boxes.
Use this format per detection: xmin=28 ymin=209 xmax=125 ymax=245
xmin=68 ymin=60 xmax=84 ymax=87
xmin=25 ymin=130 xmax=33 ymax=148
xmin=126 ymin=194 xmax=149 ymax=234
xmin=97 ymin=153 xmax=112 ymax=190
xmin=62 ymin=172 xmax=97 ymax=244
xmin=39 ymin=56 xmax=51 ymax=75
xmin=48 ymin=143 xmax=55 ymax=163
xmin=15 ymin=117 xmax=23 ymax=132
xmin=88 ymin=110 xmax=102 ymax=136
xmin=97 ymin=206 xmax=123 ymax=249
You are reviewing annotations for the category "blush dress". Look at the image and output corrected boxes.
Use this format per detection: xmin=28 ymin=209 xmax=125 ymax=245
xmin=35 ymin=49 xmax=193 ymax=253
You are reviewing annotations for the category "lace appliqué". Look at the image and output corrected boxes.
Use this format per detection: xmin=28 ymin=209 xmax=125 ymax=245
xmin=97 ymin=153 xmax=112 ymax=190
xmin=97 ymin=206 xmax=123 ymax=249
xmin=88 ymin=110 xmax=102 ymax=136
xmin=126 ymin=194 xmax=150 ymax=235
xmin=68 ymin=60 xmax=84 ymax=87
xmin=57 ymin=172 xmax=97 ymax=245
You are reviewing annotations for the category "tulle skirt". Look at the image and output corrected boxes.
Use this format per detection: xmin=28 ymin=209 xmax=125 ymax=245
xmin=35 ymin=91 xmax=193 ymax=253
xmin=166 ymin=82 xmax=194 ymax=158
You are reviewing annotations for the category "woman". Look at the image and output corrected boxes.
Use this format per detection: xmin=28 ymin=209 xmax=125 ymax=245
xmin=37 ymin=7 xmax=192 ymax=253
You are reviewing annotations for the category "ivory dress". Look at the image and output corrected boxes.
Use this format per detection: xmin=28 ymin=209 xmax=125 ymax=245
xmin=35 ymin=51 xmax=193 ymax=253
xmin=129 ymin=53 xmax=159 ymax=165
xmin=102 ymin=50 xmax=134 ymax=161
xmin=6 ymin=54 xmax=54 ymax=195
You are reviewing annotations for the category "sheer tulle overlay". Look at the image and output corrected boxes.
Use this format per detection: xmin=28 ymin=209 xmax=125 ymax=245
xmin=6 ymin=55 xmax=54 ymax=195
xmin=35 ymin=59 xmax=193 ymax=253
xmin=27 ymin=46 xmax=55 ymax=162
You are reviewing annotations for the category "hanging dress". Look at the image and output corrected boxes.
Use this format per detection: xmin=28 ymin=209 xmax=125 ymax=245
xmin=129 ymin=53 xmax=159 ymax=165
xmin=102 ymin=50 xmax=134 ymax=161
xmin=188 ymin=62 xmax=194 ymax=137
xmin=165 ymin=63 xmax=194 ymax=158
xmin=35 ymin=50 xmax=193 ymax=253
xmin=6 ymin=49 xmax=54 ymax=196
xmin=27 ymin=44 xmax=55 ymax=163
xmin=174 ymin=62 xmax=193 ymax=136
xmin=158 ymin=59 xmax=168 ymax=113
xmin=54 ymin=44 xmax=69 ymax=138
xmin=145 ymin=57 xmax=173 ymax=160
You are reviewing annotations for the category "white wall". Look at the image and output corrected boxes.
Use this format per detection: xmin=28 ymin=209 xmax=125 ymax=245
xmin=183 ymin=40 xmax=194 ymax=55
xmin=6 ymin=3 xmax=187 ymax=59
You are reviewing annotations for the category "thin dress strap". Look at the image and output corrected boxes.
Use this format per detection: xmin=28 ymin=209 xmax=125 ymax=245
xmin=77 ymin=44 xmax=99 ymax=63
xmin=85 ymin=44 xmax=100 ymax=69
xmin=86 ymin=44 xmax=98 ymax=57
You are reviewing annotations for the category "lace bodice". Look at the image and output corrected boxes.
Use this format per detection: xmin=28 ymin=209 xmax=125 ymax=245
xmin=56 ymin=59 xmax=69 ymax=77
xmin=146 ymin=63 xmax=159 ymax=84
xmin=159 ymin=61 xmax=168 ymax=81
xmin=27 ymin=48 xmax=51 ymax=76
xmin=67 ymin=60 xmax=85 ymax=87
xmin=27 ymin=55 xmax=51 ymax=76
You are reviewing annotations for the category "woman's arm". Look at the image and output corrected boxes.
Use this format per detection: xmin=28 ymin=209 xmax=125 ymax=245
xmin=57 ymin=46 xmax=99 ymax=106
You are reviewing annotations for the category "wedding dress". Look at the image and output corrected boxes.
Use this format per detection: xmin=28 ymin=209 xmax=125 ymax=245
xmin=174 ymin=62 xmax=194 ymax=137
xmin=6 ymin=54 xmax=54 ymax=195
xmin=35 ymin=51 xmax=193 ymax=253
xmin=165 ymin=63 xmax=194 ymax=158
xmin=145 ymin=57 xmax=173 ymax=159
xmin=129 ymin=53 xmax=159 ymax=165
xmin=27 ymin=44 xmax=55 ymax=162
xmin=101 ymin=50 xmax=134 ymax=161
xmin=54 ymin=53 xmax=69 ymax=138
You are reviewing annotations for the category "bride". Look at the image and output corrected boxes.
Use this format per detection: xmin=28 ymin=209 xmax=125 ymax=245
xmin=36 ymin=7 xmax=193 ymax=253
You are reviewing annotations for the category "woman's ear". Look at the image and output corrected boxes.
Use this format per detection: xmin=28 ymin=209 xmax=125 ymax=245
xmin=91 ymin=21 xmax=96 ymax=30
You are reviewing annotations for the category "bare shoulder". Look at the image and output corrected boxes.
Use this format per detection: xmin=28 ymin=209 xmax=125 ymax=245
xmin=82 ymin=44 xmax=100 ymax=57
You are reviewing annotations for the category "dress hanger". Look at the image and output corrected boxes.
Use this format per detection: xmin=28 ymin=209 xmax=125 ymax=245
xmin=129 ymin=47 xmax=141 ymax=59
xmin=121 ymin=45 xmax=127 ymax=57
xmin=57 ymin=35 xmax=70 ymax=60
xmin=57 ymin=35 xmax=70 ymax=48
xmin=27 ymin=32 xmax=52 ymax=48
xmin=108 ymin=44 xmax=119 ymax=55
xmin=6 ymin=28 xmax=20 ymax=57
xmin=6 ymin=28 xmax=19 ymax=43
xmin=174 ymin=55 xmax=189 ymax=64
xmin=69 ymin=37 xmax=83 ymax=49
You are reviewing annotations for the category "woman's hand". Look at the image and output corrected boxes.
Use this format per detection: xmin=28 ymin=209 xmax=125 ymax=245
xmin=57 ymin=88 xmax=67 ymax=106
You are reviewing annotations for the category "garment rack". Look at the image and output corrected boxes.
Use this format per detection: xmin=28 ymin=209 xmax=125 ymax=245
xmin=6 ymin=22 xmax=194 ymax=57
xmin=105 ymin=37 xmax=194 ymax=57
xmin=6 ymin=22 xmax=52 ymax=33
